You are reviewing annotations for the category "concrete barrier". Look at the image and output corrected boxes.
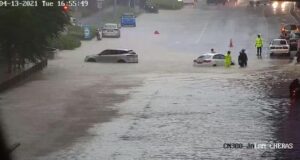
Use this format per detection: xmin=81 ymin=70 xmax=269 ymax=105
xmin=0 ymin=59 xmax=48 ymax=92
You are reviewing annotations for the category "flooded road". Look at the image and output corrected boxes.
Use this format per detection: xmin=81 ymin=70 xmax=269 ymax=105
xmin=1 ymin=1 xmax=300 ymax=159
xmin=36 ymin=72 xmax=285 ymax=159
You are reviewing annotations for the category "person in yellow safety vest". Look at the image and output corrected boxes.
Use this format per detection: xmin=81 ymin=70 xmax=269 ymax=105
xmin=255 ymin=34 xmax=263 ymax=57
xmin=224 ymin=51 xmax=232 ymax=68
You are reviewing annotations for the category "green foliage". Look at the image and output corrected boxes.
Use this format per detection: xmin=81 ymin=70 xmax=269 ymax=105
xmin=68 ymin=25 xmax=84 ymax=39
xmin=0 ymin=0 xmax=69 ymax=63
xmin=48 ymin=25 xmax=98 ymax=50
xmin=152 ymin=0 xmax=184 ymax=10
xmin=48 ymin=34 xmax=81 ymax=50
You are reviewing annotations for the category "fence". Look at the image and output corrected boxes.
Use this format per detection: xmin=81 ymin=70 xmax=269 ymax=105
xmin=0 ymin=59 xmax=48 ymax=92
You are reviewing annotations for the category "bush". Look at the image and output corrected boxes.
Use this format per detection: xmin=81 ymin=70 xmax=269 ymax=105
xmin=48 ymin=25 xmax=99 ymax=50
xmin=152 ymin=0 xmax=184 ymax=10
xmin=68 ymin=25 xmax=84 ymax=39
xmin=48 ymin=34 xmax=81 ymax=50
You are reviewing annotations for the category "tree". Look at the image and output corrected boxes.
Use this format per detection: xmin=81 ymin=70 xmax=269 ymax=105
xmin=0 ymin=0 xmax=69 ymax=73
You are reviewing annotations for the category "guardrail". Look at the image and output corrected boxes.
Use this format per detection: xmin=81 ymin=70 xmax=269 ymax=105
xmin=0 ymin=59 xmax=48 ymax=93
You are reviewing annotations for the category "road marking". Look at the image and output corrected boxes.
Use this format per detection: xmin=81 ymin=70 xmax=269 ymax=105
xmin=194 ymin=22 xmax=209 ymax=44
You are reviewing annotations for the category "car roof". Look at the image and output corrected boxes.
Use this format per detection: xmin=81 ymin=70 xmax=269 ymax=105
xmin=272 ymin=39 xmax=287 ymax=41
xmin=106 ymin=49 xmax=133 ymax=52
xmin=201 ymin=53 xmax=221 ymax=56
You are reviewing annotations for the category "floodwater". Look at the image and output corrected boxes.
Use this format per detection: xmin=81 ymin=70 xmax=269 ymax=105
xmin=36 ymin=70 xmax=292 ymax=160
xmin=1 ymin=1 xmax=300 ymax=159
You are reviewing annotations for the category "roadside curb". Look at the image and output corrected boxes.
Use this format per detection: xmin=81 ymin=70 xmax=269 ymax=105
xmin=0 ymin=59 xmax=48 ymax=93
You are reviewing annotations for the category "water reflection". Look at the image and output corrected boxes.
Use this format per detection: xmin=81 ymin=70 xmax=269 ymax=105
xmin=255 ymin=69 xmax=300 ymax=159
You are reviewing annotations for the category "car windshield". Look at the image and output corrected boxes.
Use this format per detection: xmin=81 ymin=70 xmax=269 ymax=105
xmin=122 ymin=15 xmax=134 ymax=18
xmin=293 ymin=33 xmax=300 ymax=38
xmin=272 ymin=40 xmax=287 ymax=45
xmin=104 ymin=24 xmax=117 ymax=29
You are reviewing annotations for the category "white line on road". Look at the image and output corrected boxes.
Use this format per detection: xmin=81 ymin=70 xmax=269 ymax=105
xmin=194 ymin=22 xmax=209 ymax=44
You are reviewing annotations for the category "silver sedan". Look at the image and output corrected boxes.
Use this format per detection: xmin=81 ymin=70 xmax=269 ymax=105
xmin=85 ymin=49 xmax=138 ymax=63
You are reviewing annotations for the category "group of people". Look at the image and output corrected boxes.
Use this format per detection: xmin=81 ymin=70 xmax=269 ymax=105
xmin=209 ymin=34 xmax=264 ymax=68
xmin=210 ymin=48 xmax=248 ymax=68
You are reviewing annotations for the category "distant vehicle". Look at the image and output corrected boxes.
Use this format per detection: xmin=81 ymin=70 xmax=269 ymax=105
xmin=289 ymin=31 xmax=300 ymax=53
xmin=102 ymin=23 xmax=121 ymax=38
xmin=145 ymin=3 xmax=158 ymax=13
xmin=85 ymin=49 xmax=138 ymax=63
xmin=193 ymin=53 xmax=226 ymax=66
xmin=249 ymin=0 xmax=270 ymax=6
xmin=120 ymin=13 xmax=136 ymax=27
xmin=281 ymin=24 xmax=299 ymax=37
xmin=183 ymin=0 xmax=195 ymax=5
xmin=269 ymin=39 xmax=290 ymax=56
xmin=206 ymin=0 xmax=225 ymax=5
xmin=290 ymin=31 xmax=300 ymax=40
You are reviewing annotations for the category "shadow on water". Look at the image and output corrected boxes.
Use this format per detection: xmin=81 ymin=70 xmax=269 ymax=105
xmin=254 ymin=68 xmax=300 ymax=159
xmin=273 ymin=100 xmax=300 ymax=158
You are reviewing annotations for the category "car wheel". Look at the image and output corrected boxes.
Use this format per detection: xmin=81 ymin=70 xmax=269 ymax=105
xmin=87 ymin=59 xmax=96 ymax=62
xmin=270 ymin=53 xmax=274 ymax=57
xmin=117 ymin=59 xmax=126 ymax=63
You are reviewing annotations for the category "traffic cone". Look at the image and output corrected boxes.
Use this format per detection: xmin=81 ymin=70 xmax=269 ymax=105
xmin=229 ymin=38 xmax=233 ymax=48
xmin=154 ymin=30 xmax=160 ymax=35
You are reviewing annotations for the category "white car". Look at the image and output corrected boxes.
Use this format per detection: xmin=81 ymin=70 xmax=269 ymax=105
xmin=102 ymin=23 xmax=121 ymax=38
xmin=85 ymin=49 xmax=138 ymax=63
xmin=193 ymin=53 xmax=226 ymax=66
xmin=269 ymin=39 xmax=290 ymax=56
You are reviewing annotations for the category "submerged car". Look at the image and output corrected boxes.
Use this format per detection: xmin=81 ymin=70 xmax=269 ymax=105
xmin=193 ymin=53 xmax=227 ymax=66
xmin=85 ymin=49 xmax=138 ymax=63
xmin=269 ymin=39 xmax=290 ymax=56
xmin=102 ymin=23 xmax=121 ymax=38
xmin=120 ymin=13 xmax=136 ymax=27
